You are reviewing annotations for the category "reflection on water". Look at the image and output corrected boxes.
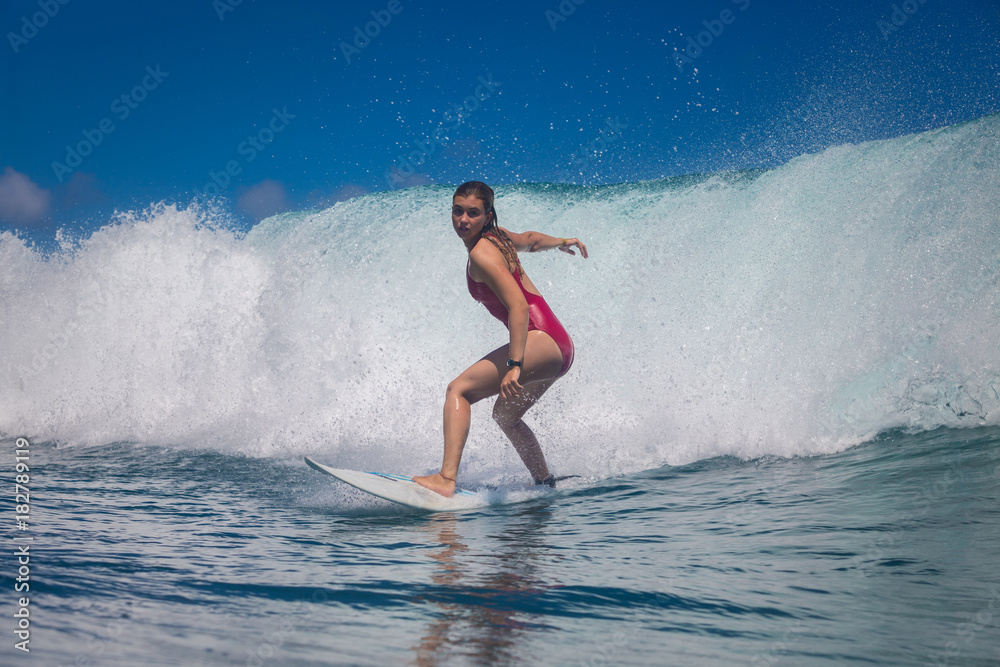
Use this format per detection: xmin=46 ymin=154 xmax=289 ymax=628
xmin=412 ymin=504 xmax=559 ymax=666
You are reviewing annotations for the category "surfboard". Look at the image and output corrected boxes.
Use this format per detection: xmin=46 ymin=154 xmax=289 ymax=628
xmin=304 ymin=457 xmax=491 ymax=511
xmin=304 ymin=457 xmax=577 ymax=512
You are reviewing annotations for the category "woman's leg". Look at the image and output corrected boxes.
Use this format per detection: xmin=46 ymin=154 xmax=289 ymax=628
xmin=414 ymin=331 xmax=563 ymax=496
xmin=492 ymin=378 xmax=556 ymax=483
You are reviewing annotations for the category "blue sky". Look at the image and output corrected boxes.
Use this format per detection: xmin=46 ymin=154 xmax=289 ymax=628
xmin=1 ymin=0 xmax=998 ymax=243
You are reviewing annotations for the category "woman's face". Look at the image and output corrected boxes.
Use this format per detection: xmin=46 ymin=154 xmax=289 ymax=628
xmin=452 ymin=195 xmax=491 ymax=241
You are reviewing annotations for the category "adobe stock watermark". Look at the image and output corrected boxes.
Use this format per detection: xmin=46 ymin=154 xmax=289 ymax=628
xmin=672 ymin=0 xmax=751 ymax=73
xmin=925 ymin=586 xmax=1000 ymax=666
xmin=876 ymin=0 xmax=930 ymax=39
xmin=50 ymin=65 xmax=169 ymax=183
xmin=750 ymin=621 xmax=805 ymax=667
xmin=338 ymin=0 xmax=403 ymax=65
xmin=383 ymin=74 xmax=500 ymax=188
xmin=13 ymin=437 xmax=33 ymax=654
xmin=7 ymin=0 xmax=72 ymax=54
xmin=555 ymin=116 xmax=628 ymax=183
xmin=545 ymin=0 xmax=586 ymax=31
xmin=850 ymin=452 xmax=967 ymax=577
xmin=213 ymin=0 xmax=244 ymax=21
xmin=199 ymin=107 xmax=296 ymax=197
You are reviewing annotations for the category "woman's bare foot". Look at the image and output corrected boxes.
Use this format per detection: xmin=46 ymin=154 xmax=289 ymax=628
xmin=413 ymin=473 xmax=456 ymax=497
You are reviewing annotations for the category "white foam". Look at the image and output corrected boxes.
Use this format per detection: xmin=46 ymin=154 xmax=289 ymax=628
xmin=2 ymin=116 xmax=999 ymax=476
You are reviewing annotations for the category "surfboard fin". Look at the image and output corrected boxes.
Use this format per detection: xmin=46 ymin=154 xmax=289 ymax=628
xmin=533 ymin=474 xmax=580 ymax=488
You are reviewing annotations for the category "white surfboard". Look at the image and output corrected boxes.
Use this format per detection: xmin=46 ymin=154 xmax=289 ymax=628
xmin=304 ymin=457 xmax=571 ymax=512
xmin=305 ymin=457 xmax=491 ymax=511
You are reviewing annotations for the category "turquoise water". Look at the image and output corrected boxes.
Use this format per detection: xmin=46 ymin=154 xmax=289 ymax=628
xmin=3 ymin=427 xmax=999 ymax=666
xmin=2 ymin=114 xmax=1000 ymax=664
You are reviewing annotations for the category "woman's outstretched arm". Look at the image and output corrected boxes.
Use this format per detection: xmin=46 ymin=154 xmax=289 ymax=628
xmin=502 ymin=228 xmax=589 ymax=258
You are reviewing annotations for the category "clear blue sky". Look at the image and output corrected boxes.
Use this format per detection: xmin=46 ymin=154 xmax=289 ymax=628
xmin=1 ymin=0 xmax=998 ymax=243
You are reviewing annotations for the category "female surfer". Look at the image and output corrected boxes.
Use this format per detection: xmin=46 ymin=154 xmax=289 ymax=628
xmin=414 ymin=181 xmax=588 ymax=497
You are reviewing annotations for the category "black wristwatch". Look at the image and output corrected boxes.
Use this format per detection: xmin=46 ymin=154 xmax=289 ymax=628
xmin=506 ymin=358 xmax=522 ymax=368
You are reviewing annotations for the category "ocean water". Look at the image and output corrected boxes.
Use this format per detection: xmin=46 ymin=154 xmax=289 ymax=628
xmin=2 ymin=113 xmax=999 ymax=665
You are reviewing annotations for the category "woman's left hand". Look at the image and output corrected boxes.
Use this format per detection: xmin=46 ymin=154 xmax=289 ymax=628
xmin=558 ymin=237 xmax=588 ymax=259
xmin=500 ymin=367 xmax=523 ymax=399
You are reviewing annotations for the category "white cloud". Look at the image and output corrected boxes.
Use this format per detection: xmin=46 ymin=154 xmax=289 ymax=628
xmin=0 ymin=167 xmax=51 ymax=225
xmin=237 ymin=179 xmax=290 ymax=221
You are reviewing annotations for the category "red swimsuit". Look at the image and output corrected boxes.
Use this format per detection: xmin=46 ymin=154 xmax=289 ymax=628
xmin=466 ymin=261 xmax=575 ymax=377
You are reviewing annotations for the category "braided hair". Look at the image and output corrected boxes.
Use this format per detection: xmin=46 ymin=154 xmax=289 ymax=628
xmin=454 ymin=181 xmax=523 ymax=276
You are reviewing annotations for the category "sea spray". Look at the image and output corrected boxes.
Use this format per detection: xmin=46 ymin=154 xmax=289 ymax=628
xmin=2 ymin=115 xmax=998 ymax=481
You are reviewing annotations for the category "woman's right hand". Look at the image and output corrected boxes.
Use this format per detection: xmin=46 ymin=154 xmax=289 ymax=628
xmin=500 ymin=366 xmax=523 ymax=399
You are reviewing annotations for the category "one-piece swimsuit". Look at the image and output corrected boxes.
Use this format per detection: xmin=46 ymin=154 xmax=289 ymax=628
xmin=466 ymin=260 xmax=575 ymax=377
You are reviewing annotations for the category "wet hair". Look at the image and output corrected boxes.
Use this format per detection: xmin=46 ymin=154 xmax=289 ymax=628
xmin=453 ymin=181 xmax=522 ymax=275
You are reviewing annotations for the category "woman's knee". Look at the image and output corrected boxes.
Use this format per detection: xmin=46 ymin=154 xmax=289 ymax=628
xmin=447 ymin=377 xmax=485 ymax=405
xmin=446 ymin=378 xmax=466 ymax=401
